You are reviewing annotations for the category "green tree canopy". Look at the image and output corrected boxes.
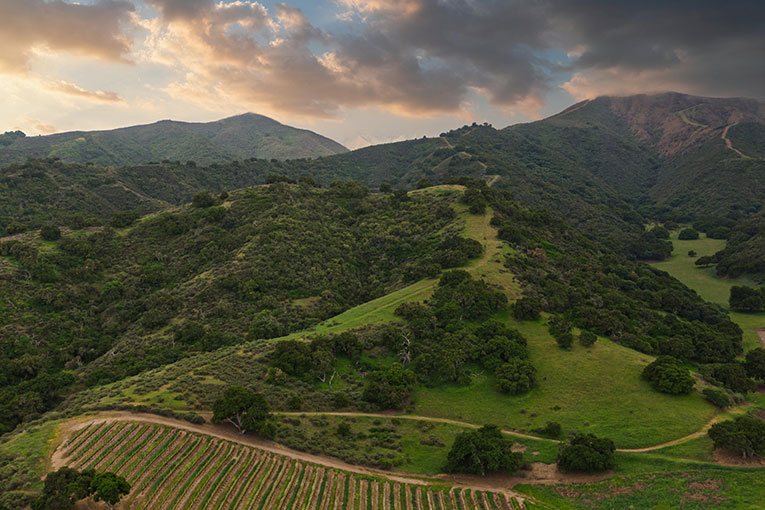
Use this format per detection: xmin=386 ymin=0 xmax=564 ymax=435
xmin=212 ymin=386 xmax=271 ymax=435
xmin=445 ymin=425 xmax=524 ymax=475
xmin=557 ymin=433 xmax=616 ymax=472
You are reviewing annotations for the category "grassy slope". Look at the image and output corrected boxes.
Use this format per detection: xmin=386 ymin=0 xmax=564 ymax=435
xmin=413 ymin=318 xmax=713 ymax=450
xmin=90 ymin=187 xmax=716 ymax=449
xmin=652 ymin=232 xmax=764 ymax=352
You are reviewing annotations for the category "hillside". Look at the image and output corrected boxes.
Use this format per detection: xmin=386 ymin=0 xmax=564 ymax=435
xmin=0 ymin=113 xmax=347 ymax=166
xmin=0 ymin=183 xmax=761 ymax=509
xmin=4 ymin=93 xmax=763 ymax=274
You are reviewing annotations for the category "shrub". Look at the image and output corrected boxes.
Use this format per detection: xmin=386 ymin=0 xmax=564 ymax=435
xmin=445 ymin=425 xmax=524 ymax=475
xmin=678 ymin=228 xmax=699 ymax=240
xmin=336 ymin=422 xmax=352 ymax=437
xmin=5 ymin=221 xmax=25 ymax=235
xmin=579 ymin=330 xmax=597 ymax=347
xmin=534 ymin=421 xmax=562 ymax=438
xmin=688 ymin=250 xmax=697 ymax=257
xmin=110 ymin=210 xmax=141 ymax=228
xmin=641 ymin=356 xmax=695 ymax=395
xmin=555 ymin=332 xmax=574 ymax=350
xmin=557 ymin=433 xmax=615 ymax=472
xmin=287 ymin=395 xmax=303 ymax=411
xmin=39 ymin=224 xmax=61 ymax=241
xmin=702 ymin=388 xmax=731 ymax=408
xmin=708 ymin=416 xmax=765 ymax=458
xmin=512 ymin=296 xmax=541 ymax=321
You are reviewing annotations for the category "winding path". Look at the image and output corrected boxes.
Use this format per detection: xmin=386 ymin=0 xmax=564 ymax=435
xmin=276 ymin=411 xmax=723 ymax=453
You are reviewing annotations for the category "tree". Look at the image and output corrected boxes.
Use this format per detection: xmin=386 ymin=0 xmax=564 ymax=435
xmin=744 ymin=348 xmax=765 ymax=380
xmin=416 ymin=178 xmax=432 ymax=189
xmin=191 ymin=190 xmax=216 ymax=208
xmin=557 ymin=433 xmax=615 ymax=472
xmin=678 ymin=228 xmax=699 ymax=240
xmin=31 ymin=467 xmax=94 ymax=510
xmin=495 ymin=359 xmax=536 ymax=394
xmin=40 ymin=224 xmax=61 ymax=241
xmin=709 ymin=362 xmax=756 ymax=393
xmin=271 ymin=340 xmax=312 ymax=376
xmin=729 ymin=286 xmax=764 ymax=312
xmin=445 ymin=425 xmax=524 ymax=475
xmin=362 ymin=364 xmax=416 ymax=410
xmin=688 ymin=250 xmax=697 ymax=257
xmin=708 ymin=416 xmax=765 ymax=458
xmin=579 ymin=330 xmax=597 ymax=347
xmin=641 ymin=356 xmax=695 ymax=395
xmin=90 ymin=472 xmax=130 ymax=510
xmin=212 ymin=386 xmax=271 ymax=435
xmin=379 ymin=183 xmax=392 ymax=193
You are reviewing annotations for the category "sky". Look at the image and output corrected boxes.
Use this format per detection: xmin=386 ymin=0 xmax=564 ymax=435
xmin=1 ymin=0 xmax=763 ymax=149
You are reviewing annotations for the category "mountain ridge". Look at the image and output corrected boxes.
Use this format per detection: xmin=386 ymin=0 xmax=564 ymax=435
xmin=0 ymin=113 xmax=348 ymax=166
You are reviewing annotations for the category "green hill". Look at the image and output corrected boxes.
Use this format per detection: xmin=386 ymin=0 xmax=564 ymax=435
xmin=0 ymin=113 xmax=347 ymax=166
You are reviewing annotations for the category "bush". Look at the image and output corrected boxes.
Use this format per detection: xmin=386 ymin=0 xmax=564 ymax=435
xmin=641 ymin=356 xmax=695 ymax=395
xmin=555 ymin=332 xmax=574 ymax=350
xmin=688 ymin=250 xmax=697 ymax=257
xmin=5 ymin=221 xmax=25 ymax=235
xmin=512 ymin=296 xmax=541 ymax=321
xmin=445 ymin=425 xmax=524 ymax=475
xmin=579 ymin=330 xmax=597 ymax=347
xmin=702 ymin=388 xmax=731 ymax=408
xmin=110 ymin=210 xmax=141 ymax=228
xmin=39 ymin=224 xmax=61 ymax=241
xmin=678 ymin=228 xmax=699 ymax=240
xmin=708 ymin=416 xmax=765 ymax=458
xmin=557 ymin=433 xmax=615 ymax=472
xmin=534 ymin=421 xmax=562 ymax=438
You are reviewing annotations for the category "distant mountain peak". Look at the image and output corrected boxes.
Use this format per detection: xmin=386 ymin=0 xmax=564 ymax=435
xmin=0 ymin=113 xmax=346 ymax=166
xmin=553 ymin=92 xmax=765 ymax=156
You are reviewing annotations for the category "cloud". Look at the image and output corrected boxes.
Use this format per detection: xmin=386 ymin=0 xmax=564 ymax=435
xmin=0 ymin=0 xmax=135 ymax=74
xmin=45 ymin=80 xmax=124 ymax=103
xmin=143 ymin=0 xmax=558 ymax=118
xmin=2 ymin=0 xmax=763 ymax=127
xmin=553 ymin=0 xmax=765 ymax=99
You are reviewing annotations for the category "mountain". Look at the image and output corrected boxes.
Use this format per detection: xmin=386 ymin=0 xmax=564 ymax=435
xmin=2 ymin=93 xmax=763 ymax=274
xmin=0 ymin=113 xmax=347 ymax=166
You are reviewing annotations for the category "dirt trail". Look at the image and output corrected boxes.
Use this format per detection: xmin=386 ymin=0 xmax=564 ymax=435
xmin=276 ymin=411 xmax=559 ymax=444
xmin=721 ymin=122 xmax=751 ymax=158
xmin=757 ymin=328 xmax=765 ymax=348
xmin=52 ymin=412 xmax=533 ymax=497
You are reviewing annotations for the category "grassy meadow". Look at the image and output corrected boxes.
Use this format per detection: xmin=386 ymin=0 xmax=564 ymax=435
xmin=652 ymin=232 xmax=764 ymax=352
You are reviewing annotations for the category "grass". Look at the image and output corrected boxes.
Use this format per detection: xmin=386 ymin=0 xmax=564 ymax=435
xmin=0 ymin=419 xmax=62 ymax=492
xmin=652 ymin=232 xmax=764 ymax=352
xmin=519 ymin=467 xmax=765 ymax=509
xmin=413 ymin=318 xmax=715 ymax=449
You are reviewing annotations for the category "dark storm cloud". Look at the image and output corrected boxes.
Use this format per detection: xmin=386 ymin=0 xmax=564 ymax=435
xmin=548 ymin=0 xmax=765 ymax=98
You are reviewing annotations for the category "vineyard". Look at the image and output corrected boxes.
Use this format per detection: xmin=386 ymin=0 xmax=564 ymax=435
xmin=56 ymin=419 xmax=529 ymax=509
